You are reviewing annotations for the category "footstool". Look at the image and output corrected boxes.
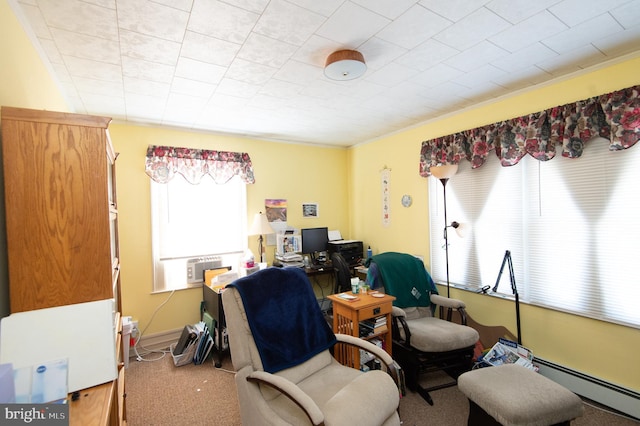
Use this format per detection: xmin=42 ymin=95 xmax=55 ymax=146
xmin=457 ymin=364 xmax=584 ymax=426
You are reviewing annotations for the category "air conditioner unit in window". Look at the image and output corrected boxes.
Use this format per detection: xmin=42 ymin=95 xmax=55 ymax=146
xmin=186 ymin=256 xmax=222 ymax=284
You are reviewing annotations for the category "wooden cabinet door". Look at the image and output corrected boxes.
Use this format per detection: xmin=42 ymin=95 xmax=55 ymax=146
xmin=1 ymin=107 xmax=114 ymax=312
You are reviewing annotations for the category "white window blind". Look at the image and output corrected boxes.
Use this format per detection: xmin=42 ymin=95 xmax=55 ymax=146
xmin=429 ymin=137 xmax=640 ymax=328
xmin=150 ymin=175 xmax=247 ymax=291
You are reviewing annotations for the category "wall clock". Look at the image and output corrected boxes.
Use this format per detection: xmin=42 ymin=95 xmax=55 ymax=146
xmin=401 ymin=194 xmax=412 ymax=207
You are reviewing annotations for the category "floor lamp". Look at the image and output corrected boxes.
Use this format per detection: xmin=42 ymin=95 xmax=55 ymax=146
xmin=430 ymin=164 xmax=458 ymax=298
xmin=249 ymin=212 xmax=274 ymax=264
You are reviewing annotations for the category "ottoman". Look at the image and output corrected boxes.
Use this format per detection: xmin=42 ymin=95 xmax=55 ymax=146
xmin=458 ymin=364 xmax=584 ymax=426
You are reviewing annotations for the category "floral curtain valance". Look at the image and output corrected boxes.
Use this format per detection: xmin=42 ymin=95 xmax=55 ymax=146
xmin=145 ymin=145 xmax=255 ymax=184
xmin=419 ymin=85 xmax=640 ymax=177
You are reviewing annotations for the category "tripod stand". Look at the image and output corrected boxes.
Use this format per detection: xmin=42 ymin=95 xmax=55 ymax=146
xmin=492 ymin=250 xmax=521 ymax=344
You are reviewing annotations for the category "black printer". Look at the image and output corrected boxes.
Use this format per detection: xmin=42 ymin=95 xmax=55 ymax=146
xmin=327 ymin=240 xmax=363 ymax=266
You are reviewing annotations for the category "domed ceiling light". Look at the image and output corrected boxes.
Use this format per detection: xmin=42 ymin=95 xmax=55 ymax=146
xmin=324 ymin=50 xmax=367 ymax=81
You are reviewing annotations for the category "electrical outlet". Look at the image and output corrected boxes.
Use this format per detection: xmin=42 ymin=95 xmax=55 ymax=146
xmin=132 ymin=320 xmax=139 ymax=331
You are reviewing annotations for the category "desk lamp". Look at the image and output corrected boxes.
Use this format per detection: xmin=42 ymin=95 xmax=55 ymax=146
xmin=249 ymin=212 xmax=274 ymax=264
xmin=430 ymin=164 xmax=458 ymax=298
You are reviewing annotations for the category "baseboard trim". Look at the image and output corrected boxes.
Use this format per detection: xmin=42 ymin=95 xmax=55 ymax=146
xmin=534 ymin=357 xmax=639 ymax=420
xmin=131 ymin=327 xmax=181 ymax=358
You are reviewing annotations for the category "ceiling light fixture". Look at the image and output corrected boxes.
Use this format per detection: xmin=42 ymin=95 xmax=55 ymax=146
xmin=324 ymin=49 xmax=367 ymax=81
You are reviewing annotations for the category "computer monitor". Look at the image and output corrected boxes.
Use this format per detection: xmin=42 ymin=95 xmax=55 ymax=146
xmin=301 ymin=227 xmax=329 ymax=264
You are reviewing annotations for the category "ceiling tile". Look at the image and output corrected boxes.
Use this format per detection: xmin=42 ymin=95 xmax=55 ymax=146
xmin=486 ymin=0 xmax=563 ymax=24
xmin=410 ymin=64 xmax=464 ymax=88
xmin=237 ymin=33 xmax=299 ymax=68
xmin=489 ymin=10 xmax=567 ymax=53
xmin=225 ymin=58 xmax=278 ymax=85
xmin=63 ymin=55 xmax=122 ymax=82
xmin=117 ymin=0 xmax=189 ymax=42
xmin=542 ymin=13 xmax=623 ymax=54
xmin=51 ymin=28 xmax=120 ymax=64
xmin=272 ymin=60 xmax=321 ymax=85
xmin=221 ymin=0 xmax=270 ymax=14
xmin=548 ymin=0 xmax=631 ymax=27
xmin=444 ymin=41 xmax=507 ymax=72
xmin=174 ymin=57 xmax=227 ymax=85
xmin=121 ymin=56 xmax=175 ymax=83
xmin=376 ymin=4 xmax=452 ymax=50
xmin=419 ymin=0 xmax=489 ymax=22
xmin=434 ymin=7 xmax=511 ymax=50
xmin=610 ymin=1 xmax=640 ymax=29
xmin=365 ymin=62 xmax=420 ymax=87
xmin=10 ymin=0 xmax=640 ymax=146
xmin=181 ymin=31 xmax=241 ymax=67
xmin=351 ymin=0 xmax=418 ymax=20
xmin=123 ymin=76 xmax=170 ymax=98
xmin=39 ymin=0 xmax=118 ymax=39
xmin=119 ymin=30 xmax=181 ymax=65
xmin=18 ymin=3 xmax=52 ymax=39
xmin=284 ymin=0 xmax=343 ymax=17
xmin=253 ymin=0 xmax=325 ymax=46
xmin=171 ymin=77 xmax=217 ymax=98
xmin=395 ymin=39 xmax=459 ymax=71
xmin=490 ymin=42 xmax=558 ymax=73
xmin=593 ymin=25 xmax=640 ymax=56
xmin=358 ymin=37 xmax=409 ymax=71
xmin=316 ymin=2 xmax=390 ymax=46
xmin=188 ymin=0 xmax=258 ymax=44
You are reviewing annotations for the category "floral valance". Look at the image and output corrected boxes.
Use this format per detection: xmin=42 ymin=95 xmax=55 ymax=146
xmin=419 ymin=84 xmax=640 ymax=177
xmin=145 ymin=145 xmax=255 ymax=184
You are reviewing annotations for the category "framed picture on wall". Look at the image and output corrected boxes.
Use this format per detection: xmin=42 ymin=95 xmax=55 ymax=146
xmin=302 ymin=203 xmax=318 ymax=218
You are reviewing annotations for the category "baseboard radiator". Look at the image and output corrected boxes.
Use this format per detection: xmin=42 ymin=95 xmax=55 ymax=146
xmin=534 ymin=357 xmax=640 ymax=420
xmin=132 ymin=327 xmax=182 ymax=357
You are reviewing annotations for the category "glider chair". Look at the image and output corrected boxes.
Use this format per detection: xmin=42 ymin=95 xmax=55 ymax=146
xmin=365 ymin=252 xmax=479 ymax=406
xmin=331 ymin=252 xmax=353 ymax=294
xmin=222 ymin=267 xmax=401 ymax=426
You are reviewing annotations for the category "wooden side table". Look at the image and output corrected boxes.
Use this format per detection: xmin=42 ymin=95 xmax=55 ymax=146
xmin=327 ymin=292 xmax=395 ymax=369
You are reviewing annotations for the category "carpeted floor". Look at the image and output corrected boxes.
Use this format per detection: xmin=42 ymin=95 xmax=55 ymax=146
xmin=125 ymin=351 xmax=638 ymax=426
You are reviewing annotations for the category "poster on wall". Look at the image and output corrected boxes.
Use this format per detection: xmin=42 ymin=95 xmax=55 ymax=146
xmin=381 ymin=168 xmax=391 ymax=227
xmin=265 ymin=199 xmax=288 ymax=245
xmin=302 ymin=203 xmax=318 ymax=218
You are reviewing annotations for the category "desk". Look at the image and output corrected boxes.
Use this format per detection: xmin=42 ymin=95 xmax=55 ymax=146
xmin=327 ymin=292 xmax=395 ymax=369
xmin=202 ymin=284 xmax=229 ymax=368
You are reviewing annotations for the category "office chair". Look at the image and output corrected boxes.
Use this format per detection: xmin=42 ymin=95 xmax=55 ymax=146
xmin=331 ymin=252 xmax=352 ymax=294
xmin=365 ymin=252 xmax=479 ymax=405
xmin=222 ymin=267 xmax=402 ymax=425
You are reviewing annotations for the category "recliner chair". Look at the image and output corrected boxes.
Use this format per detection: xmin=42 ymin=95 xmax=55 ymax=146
xmin=365 ymin=252 xmax=479 ymax=405
xmin=222 ymin=267 xmax=402 ymax=425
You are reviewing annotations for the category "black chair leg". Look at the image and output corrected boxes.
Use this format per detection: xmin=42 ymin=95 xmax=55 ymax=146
xmin=417 ymin=386 xmax=434 ymax=405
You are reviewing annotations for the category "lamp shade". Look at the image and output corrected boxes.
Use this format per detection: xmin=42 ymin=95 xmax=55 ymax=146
xmin=430 ymin=164 xmax=458 ymax=179
xmin=324 ymin=50 xmax=367 ymax=81
xmin=249 ymin=212 xmax=274 ymax=235
xmin=451 ymin=221 xmax=469 ymax=238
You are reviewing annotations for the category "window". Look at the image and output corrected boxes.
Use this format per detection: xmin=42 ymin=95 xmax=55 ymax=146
xmin=150 ymin=175 xmax=247 ymax=292
xmin=429 ymin=138 xmax=640 ymax=328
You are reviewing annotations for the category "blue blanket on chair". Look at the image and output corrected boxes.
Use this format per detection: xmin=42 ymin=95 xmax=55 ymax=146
xmin=227 ymin=267 xmax=336 ymax=374
xmin=365 ymin=252 xmax=437 ymax=308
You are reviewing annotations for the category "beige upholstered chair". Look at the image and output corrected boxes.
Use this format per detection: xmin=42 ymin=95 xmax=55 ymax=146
xmin=365 ymin=252 xmax=480 ymax=405
xmin=222 ymin=267 xmax=401 ymax=426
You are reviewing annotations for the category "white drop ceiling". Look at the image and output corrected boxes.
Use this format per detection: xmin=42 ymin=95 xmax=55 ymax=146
xmin=9 ymin=0 xmax=640 ymax=147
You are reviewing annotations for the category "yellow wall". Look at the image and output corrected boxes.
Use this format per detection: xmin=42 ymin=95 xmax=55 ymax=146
xmin=0 ymin=0 xmax=68 ymax=112
xmin=0 ymin=0 xmax=70 ymax=318
xmin=109 ymin=124 xmax=348 ymax=335
xmin=349 ymin=55 xmax=640 ymax=391
xmin=1 ymin=0 xmax=639 ymax=393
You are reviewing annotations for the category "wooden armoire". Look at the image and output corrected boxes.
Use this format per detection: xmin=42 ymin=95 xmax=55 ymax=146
xmin=1 ymin=106 xmax=121 ymax=314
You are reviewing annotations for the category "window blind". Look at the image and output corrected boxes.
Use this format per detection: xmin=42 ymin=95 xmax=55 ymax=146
xmin=429 ymin=137 xmax=640 ymax=328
